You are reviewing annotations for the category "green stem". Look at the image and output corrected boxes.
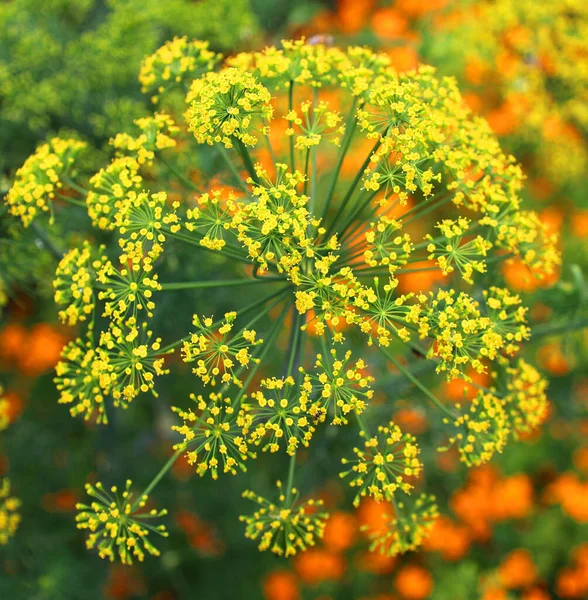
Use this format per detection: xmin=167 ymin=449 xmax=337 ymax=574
xmin=285 ymin=451 xmax=297 ymax=507
xmin=55 ymin=193 xmax=87 ymax=208
xmin=356 ymin=412 xmax=371 ymax=438
xmin=381 ymin=347 xmax=457 ymax=419
xmin=132 ymin=447 xmax=185 ymax=511
xmin=62 ymin=177 xmax=89 ymax=196
xmin=320 ymin=98 xmax=359 ymax=224
xmin=231 ymin=304 xmax=290 ymax=408
xmin=234 ymin=138 xmax=259 ymax=184
xmin=31 ymin=222 xmax=64 ymax=259
xmin=288 ymin=82 xmax=295 ymax=173
xmin=323 ymin=137 xmax=380 ymax=232
xmin=217 ymin=145 xmax=250 ymax=193
xmin=531 ymin=318 xmax=588 ymax=340
xmin=159 ymin=155 xmax=201 ymax=193
xmin=160 ymin=278 xmax=283 ymax=291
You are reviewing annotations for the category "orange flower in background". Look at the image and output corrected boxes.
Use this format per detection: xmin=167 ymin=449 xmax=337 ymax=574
xmin=371 ymin=8 xmax=408 ymax=40
xmin=0 ymin=322 xmax=27 ymax=363
xmin=464 ymin=56 xmax=490 ymax=86
xmin=357 ymin=497 xmax=393 ymax=537
xmin=42 ymin=488 xmax=78 ymax=512
xmin=522 ymin=588 xmax=551 ymax=600
xmin=387 ymin=46 xmax=420 ymax=73
xmin=556 ymin=546 xmax=588 ymax=600
xmin=175 ymin=509 xmax=224 ymax=556
xmin=491 ymin=474 xmax=534 ymax=521
xmin=322 ymin=511 xmax=357 ymax=552
xmin=502 ymin=258 xmax=558 ymax=293
xmin=423 ymin=515 xmax=471 ymax=561
xmin=104 ymin=565 xmax=146 ymax=599
xmin=0 ymin=389 xmax=23 ymax=423
xmin=487 ymin=100 xmax=519 ymax=137
xmin=499 ymin=549 xmax=538 ymax=589
xmin=545 ymin=474 xmax=588 ymax=523
xmin=571 ymin=210 xmax=588 ymax=238
xmin=394 ymin=407 xmax=429 ymax=435
xmin=18 ymin=323 xmax=68 ymax=376
xmin=395 ymin=0 xmax=448 ymax=18
xmin=337 ymin=0 xmax=374 ymax=33
xmin=537 ymin=342 xmax=571 ymax=377
xmin=573 ymin=447 xmax=588 ymax=474
xmin=394 ymin=565 xmax=433 ymax=600
xmin=482 ymin=586 xmax=508 ymax=600
xmin=356 ymin=549 xmax=397 ymax=575
xmin=397 ymin=260 xmax=446 ymax=294
xmin=294 ymin=548 xmax=345 ymax=585
xmin=263 ymin=570 xmax=300 ymax=600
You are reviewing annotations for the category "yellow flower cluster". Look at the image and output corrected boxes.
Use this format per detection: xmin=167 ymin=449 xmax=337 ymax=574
xmin=0 ymin=479 xmax=21 ymax=545
xmin=54 ymin=242 xmax=107 ymax=325
xmin=442 ymin=391 xmax=509 ymax=467
xmin=0 ymin=386 xmax=10 ymax=432
xmin=341 ymin=421 xmax=422 ymax=506
xmin=172 ymin=392 xmax=251 ymax=479
xmin=139 ymin=37 xmax=221 ymax=103
xmin=75 ymin=480 xmax=168 ymax=565
xmin=86 ymin=156 xmax=143 ymax=231
xmin=247 ymin=376 xmax=315 ymax=455
xmin=181 ymin=312 xmax=262 ymax=387
xmin=112 ymin=113 xmax=179 ymax=166
xmin=186 ymin=68 xmax=273 ymax=148
xmin=240 ymin=480 xmax=328 ymax=557
xmin=366 ymin=493 xmax=439 ymax=557
xmin=301 ymin=349 xmax=374 ymax=425
xmin=6 ymin=137 xmax=86 ymax=227
xmin=1 ymin=37 xmax=559 ymax=563
xmin=502 ymin=359 xmax=549 ymax=436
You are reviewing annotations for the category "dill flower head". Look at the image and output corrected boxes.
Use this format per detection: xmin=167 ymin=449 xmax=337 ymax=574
xmin=54 ymin=242 xmax=108 ymax=326
xmin=239 ymin=481 xmax=328 ymax=557
xmin=86 ymin=156 xmax=142 ymax=231
xmin=25 ymin=37 xmax=560 ymax=561
xmin=247 ymin=376 xmax=315 ymax=455
xmin=181 ymin=312 xmax=262 ymax=387
xmin=172 ymin=392 xmax=252 ymax=479
xmin=139 ymin=37 xmax=221 ymax=104
xmin=186 ymin=68 xmax=273 ymax=148
xmin=55 ymin=337 xmax=114 ymax=424
xmin=441 ymin=390 xmax=509 ymax=468
xmin=0 ymin=387 xmax=10 ymax=432
xmin=341 ymin=421 xmax=422 ymax=506
xmin=112 ymin=113 xmax=179 ymax=166
xmin=365 ymin=493 xmax=439 ymax=557
xmin=301 ymin=349 xmax=374 ymax=425
xmin=0 ymin=478 xmax=21 ymax=545
xmin=501 ymin=359 xmax=549 ymax=437
xmin=6 ymin=137 xmax=86 ymax=227
xmin=75 ymin=480 xmax=168 ymax=565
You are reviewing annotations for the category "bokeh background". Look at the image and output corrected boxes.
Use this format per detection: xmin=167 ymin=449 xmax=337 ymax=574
xmin=0 ymin=1 xmax=586 ymax=599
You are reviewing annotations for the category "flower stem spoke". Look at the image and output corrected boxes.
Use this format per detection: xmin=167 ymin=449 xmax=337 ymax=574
xmin=380 ymin=347 xmax=457 ymax=419
xmin=234 ymin=138 xmax=259 ymax=184
xmin=131 ymin=447 xmax=185 ymax=512
xmin=62 ymin=177 xmax=89 ymax=196
xmin=158 ymin=155 xmax=201 ymax=193
xmin=160 ymin=278 xmax=284 ymax=291
xmin=320 ymin=97 xmax=359 ymax=224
